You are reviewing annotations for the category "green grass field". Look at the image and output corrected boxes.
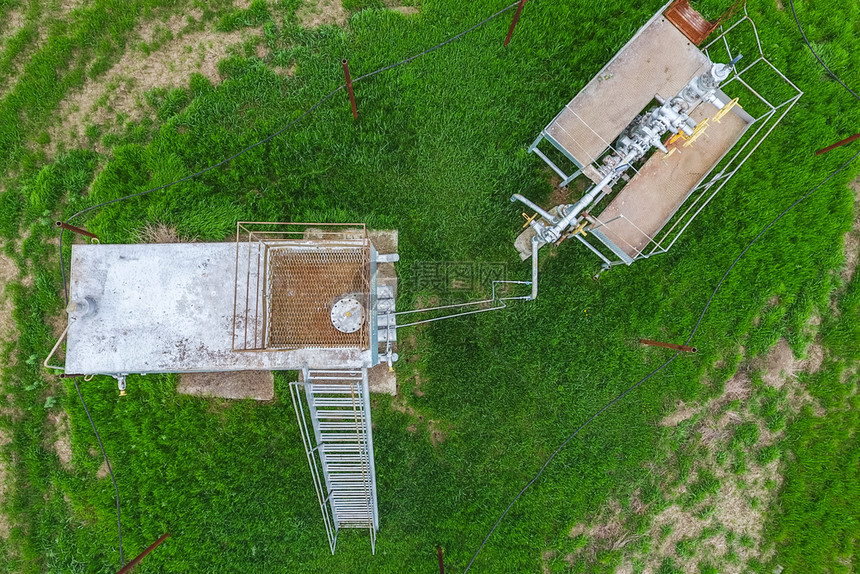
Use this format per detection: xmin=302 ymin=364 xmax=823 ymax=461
xmin=0 ymin=0 xmax=858 ymax=572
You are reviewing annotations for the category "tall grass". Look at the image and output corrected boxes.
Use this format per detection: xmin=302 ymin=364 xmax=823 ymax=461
xmin=0 ymin=0 xmax=858 ymax=572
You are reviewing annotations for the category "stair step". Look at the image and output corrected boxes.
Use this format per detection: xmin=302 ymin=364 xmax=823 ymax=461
xmin=319 ymin=422 xmax=366 ymax=431
xmin=312 ymin=398 xmax=363 ymax=407
xmin=307 ymin=385 xmax=361 ymax=395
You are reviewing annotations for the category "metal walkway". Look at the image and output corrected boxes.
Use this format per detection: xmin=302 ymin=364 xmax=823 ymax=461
xmin=290 ymin=368 xmax=379 ymax=554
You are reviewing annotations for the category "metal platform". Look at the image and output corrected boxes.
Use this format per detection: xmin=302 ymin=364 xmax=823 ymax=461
xmin=64 ymin=230 xmax=398 ymax=375
xmin=592 ymin=97 xmax=753 ymax=259
xmin=521 ymin=4 xmax=802 ymax=268
xmin=534 ymin=13 xmax=710 ymax=178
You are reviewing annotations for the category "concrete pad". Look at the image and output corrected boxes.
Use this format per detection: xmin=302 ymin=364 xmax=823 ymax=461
xmin=65 ymin=243 xmax=371 ymax=374
xmin=177 ymin=370 xmax=274 ymax=400
xmin=368 ymin=362 xmax=396 ymax=395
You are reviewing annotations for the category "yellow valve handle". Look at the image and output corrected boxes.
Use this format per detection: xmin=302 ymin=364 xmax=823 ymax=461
xmin=667 ymin=132 xmax=686 ymax=145
xmin=521 ymin=211 xmax=538 ymax=229
xmin=683 ymin=118 xmax=710 ymax=148
xmin=570 ymin=220 xmax=588 ymax=237
xmin=713 ymin=97 xmax=741 ymax=123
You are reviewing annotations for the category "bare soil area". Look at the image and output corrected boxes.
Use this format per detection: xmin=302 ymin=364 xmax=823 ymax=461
xmin=566 ymin=335 xmax=827 ymax=573
xmin=50 ymin=14 xmax=259 ymax=156
xmin=843 ymin=176 xmax=860 ymax=283
xmin=0 ymin=427 xmax=11 ymax=539
xmin=297 ymin=0 xmax=348 ymax=28
xmin=0 ymin=250 xmax=16 ymax=343
xmin=177 ymin=371 xmax=275 ymax=401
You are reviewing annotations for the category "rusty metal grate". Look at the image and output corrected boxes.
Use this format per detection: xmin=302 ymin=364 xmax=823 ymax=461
xmin=232 ymin=222 xmax=371 ymax=352
xmin=266 ymin=248 xmax=369 ymax=349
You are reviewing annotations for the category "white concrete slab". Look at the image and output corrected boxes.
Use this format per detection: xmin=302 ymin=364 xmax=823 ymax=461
xmin=65 ymin=243 xmax=371 ymax=375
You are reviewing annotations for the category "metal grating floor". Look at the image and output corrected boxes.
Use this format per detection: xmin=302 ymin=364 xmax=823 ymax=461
xmin=266 ymin=247 xmax=370 ymax=350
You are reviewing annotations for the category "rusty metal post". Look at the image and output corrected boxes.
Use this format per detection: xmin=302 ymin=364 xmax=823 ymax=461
xmin=504 ymin=0 xmax=527 ymax=47
xmin=436 ymin=545 xmax=445 ymax=574
xmin=56 ymin=221 xmax=99 ymax=240
xmin=342 ymin=59 xmax=358 ymax=119
xmin=815 ymin=132 xmax=860 ymax=156
xmin=639 ymin=339 xmax=698 ymax=353
xmin=115 ymin=533 xmax=170 ymax=574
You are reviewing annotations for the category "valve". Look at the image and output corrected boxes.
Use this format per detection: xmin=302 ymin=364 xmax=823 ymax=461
xmin=713 ymin=97 xmax=741 ymax=123
xmin=521 ymin=212 xmax=538 ymax=228
xmin=683 ymin=119 xmax=710 ymax=148
xmin=114 ymin=374 xmax=127 ymax=397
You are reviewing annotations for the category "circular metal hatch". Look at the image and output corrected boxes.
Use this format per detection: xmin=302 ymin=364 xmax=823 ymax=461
xmin=330 ymin=296 xmax=365 ymax=334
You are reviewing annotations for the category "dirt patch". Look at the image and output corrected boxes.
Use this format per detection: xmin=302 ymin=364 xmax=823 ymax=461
xmin=0 ymin=249 xmax=18 ymax=344
xmin=428 ymin=419 xmax=446 ymax=446
xmin=757 ymin=338 xmax=823 ymax=388
xmin=560 ymin=333 xmax=829 ymax=572
xmin=390 ymin=5 xmax=419 ymax=15
xmin=754 ymin=338 xmax=825 ymax=416
xmin=774 ymin=0 xmax=784 ymax=10
xmin=46 ymin=410 xmax=73 ymax=470
xmin=96 ymin=458 xmax=109 ymax=479
xmin=541 ymin=550 xmax=556 ymax=574
xmin=841 ymin=177 xmax=860 ymax=283
xmin=50 ymin=18 xmax=256 ymax=156
xmin=0 ymin=8 xmax=26 ymax=42
xmin=177 ymin=371 xmax=274 ymax=400
xmin=660 ymin=400 xmax=697 ymax=427
xmin=297 ymin=0 xmax=348 ymax=28
xmin=0 ymin=427 xmax=11 ymax=539
xmin=137 ymin=222 xmax=189 ymax=244
xmin=59 ymin=0 xmax=87 ymax=15
xmin=547 ymin=175 xmax=588 ymax=206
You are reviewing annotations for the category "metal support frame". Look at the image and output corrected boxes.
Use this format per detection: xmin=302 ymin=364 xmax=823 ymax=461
xmin=564 ymin=7 xmax=802 ymax=267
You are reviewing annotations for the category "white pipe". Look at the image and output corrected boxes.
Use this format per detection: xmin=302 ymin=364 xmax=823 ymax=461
xmin=510 ymin=194 xmax=557 ymax=224
xmin=530 ymin=235 xmax=540 ymax=300
xmin=547 ymin=151 xmax=637 ymax=241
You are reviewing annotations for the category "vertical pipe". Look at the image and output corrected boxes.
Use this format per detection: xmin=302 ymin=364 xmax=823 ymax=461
xmin=342 ymin=59 xmax=358 ymax=119
xmin=530 ymin=235 xmax=540 ymax=300
xmin=56 ymin=221 xmax=98 ymax=240
xmin=504 ymin=0 xmax=527 ymax=47
xmin=115 ymin=533 xmax=169 ymax=574
xmin=639 ymin=339 xmax=698 ymax=353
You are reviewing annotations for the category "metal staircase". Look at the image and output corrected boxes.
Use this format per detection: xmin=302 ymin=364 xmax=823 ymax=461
xmin=290 ymin=368 xmax=379 ymax=554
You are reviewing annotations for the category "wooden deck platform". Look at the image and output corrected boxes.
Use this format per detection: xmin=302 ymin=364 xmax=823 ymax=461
xmin=544 ymin=14 xmax=710 ymax=168
xmin=593 ymin=100 xmax=753 ymax=259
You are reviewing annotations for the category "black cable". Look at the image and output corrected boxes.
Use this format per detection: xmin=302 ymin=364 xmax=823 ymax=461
xmin=58 ymin=0 xmax=522 ymax=302
xmin=49 ymin=3 xmax=523 ymax=568
xmin=789 ymin=0 xmax=860 ymax=103
xmin=70 ymin=376 xmax=125 ymax=566
xmin=353 ymin=1 xmax=521 ymax=83
xmin=463 ymin=147 xmax=860 ymax=572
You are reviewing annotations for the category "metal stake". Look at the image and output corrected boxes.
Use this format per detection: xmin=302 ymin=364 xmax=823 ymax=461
xmin=437 ymin=545 xmax=445 ymax=574
xmin=639 ymin=339 xmax=697 ymax=353
xmin=815 ymin=131 xmax=860 ymax=156
xmin=342 ymin=59 xmax=358 ymax=119
xmin=504 ymin=0 xmax=527 ymax=47
xmin=56 ymin=221 xmax=99 ymax=240
xmin=115 ymin=533 xmax=170 ymax=574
